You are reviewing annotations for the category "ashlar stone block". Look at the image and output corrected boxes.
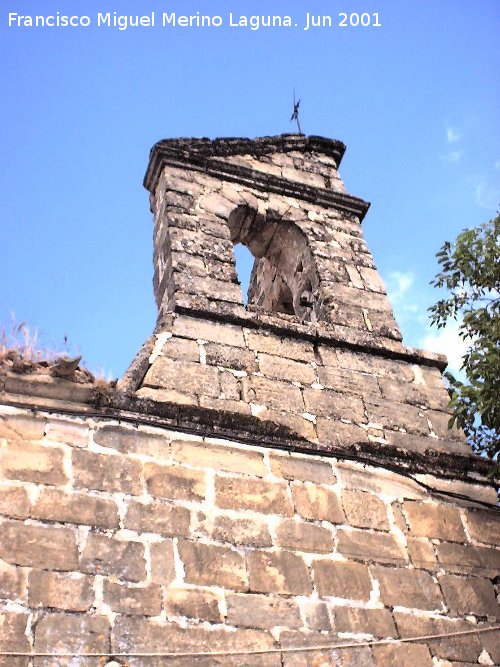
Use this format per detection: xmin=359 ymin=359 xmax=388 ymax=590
xmin=178 ymin=540 xmax=248 ymax=591
xmin=313 ymin=560 xmax=371 ymax=601
xmin=247 ymin=549 xmax=311 ymax=595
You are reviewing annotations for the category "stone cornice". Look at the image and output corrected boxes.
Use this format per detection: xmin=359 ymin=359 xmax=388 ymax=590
xmin=0 ymin=374 xmax=495 ymax=486
xmin=144 ymin=135 xmax=370 ymax=221
xmin=149 ymin=134 xmax=347 ymax=164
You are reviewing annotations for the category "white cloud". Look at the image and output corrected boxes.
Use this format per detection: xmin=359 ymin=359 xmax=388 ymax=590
xmin=386 ymin=271 xmax=415 ymax=304
xmin=470 ymin=176 xmax=500 ymax=210
xmin=494 ymin=159 xmax=500 ymax=171
xmin=402 ymin=304 xmax=419 ymax=314
xmin=441 ymin=150 xmax=463 ymax=163
xmin=446 ymin=125 xmax=461 ymax=143
xmin=420 ymin=320 xmax=469 ymax=375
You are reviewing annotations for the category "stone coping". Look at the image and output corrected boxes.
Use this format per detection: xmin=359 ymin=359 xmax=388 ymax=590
xmin=1 ymin=371 xmax=495 ymax=484
xmin=144 ymin=135 xmax=370 ymax=221
xmin=149 ymin=134 xmax=347 ymax=163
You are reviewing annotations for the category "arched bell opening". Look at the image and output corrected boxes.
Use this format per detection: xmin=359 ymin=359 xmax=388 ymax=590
xmin=227 ymin=205 xmax=321 ymax=322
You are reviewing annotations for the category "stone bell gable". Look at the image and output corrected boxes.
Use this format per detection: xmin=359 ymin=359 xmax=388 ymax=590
xmin=0 ymin=134 xmax=498 ymax=665
xmin=122 ymin=134 xmax=469 ymax=464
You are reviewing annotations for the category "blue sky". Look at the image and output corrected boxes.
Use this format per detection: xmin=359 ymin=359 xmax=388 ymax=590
xmin=1 ymin=0 xmax=499 ymax=378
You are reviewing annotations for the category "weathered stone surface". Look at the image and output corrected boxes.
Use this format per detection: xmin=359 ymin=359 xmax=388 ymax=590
xmin=436 ymin=542 xmax=500 ymax=578
xmin=365 ymin=397 xmax=429 ymax=434
xmin=215 ymin=476 xmax=293 ymax=516
xmin=365 ymin=312 xmax=405 ymax=341
xmin=242 ymin=375 xmax=304 ymax=413
xmin=372 ymin=565 xmax=443 ymax=610
xmin=199 ymin=191 xmax=236 ymax=218
xmin=439 ymin=574 xmax=499 ymax=617
xmin=403 ymin=501 xmax=465 ymax=542
xmin=199 ymin=513 xmax=272 ymax=547
xmin=80 ymin=533 xmax=146 ymax=582
xmin=178 ymin=540 xmax=247 ymax=590
xmin=0 ymin=413 xmax=45 ymax=440
xmin=0 ymin=440 xmax=67 ymax=485
xmin=171 ymin=439 xmax=266 ymax=476
xmin=167 ymin=227 xmax=234 ymax=262
xmin=112 ymin=617 xmax=278 ymax=666
xmin=331 ymin=284 xmax=392 ymax=313
xmin=316 ymin=419 xmax=369 ymax=446
xmin=94 ymin=424 xmax=170 ymax=458
xmin=145 ymin=462 xmax=205 ymax=501
xmin=414 ymin=475 xmax=499 ymax=505
xmin=258 ymin=354 xmax=316 ymax=385
xmin=159 ymin=336 xmax=200 ymax=361
xmin=45 ymin=417 xmax=89 ymax=447
xmin=372 ymin=643 xmax=433 ymax=667
xmin=0 ymin=559 xmax=26 ymax=601
xmin=199 ymin=396 xmax=251 ymax=415
xmin=335 ymin=462 xmax=425 ymax=499
xmin=0 ymin=485 xmax=30 ymax=519
xmin=279 ymin=631 xmax=356 ymax=667
xmin=219 ymin=370 xmax=242 ymax=400
xmin=0 ymin=611 xmax=29 ymax=667
xmin=394 ymin=612 xmax=485 ymax=663
xmin=256 ymin=407 xmax=317 ymax=441
xmin=334 ymin=606 xmax=397 ymax=637
xmin=303 ymin=388 xmax=365 ymax=421
xmin=275 ymin=518 xmax=334 ymax=553
xmin=464 ymin=509 xmax=500 ymax=545
xmin=270 ymin=454 xmax=335 ymax=484
xmin=359 ymin=266 xmax=386 ymax=293
xmin=73 ymin=448 xmax=142 ymax=495
xmin=32 ymin=488 xmax=119 ymax=529
xmin=314 ymin=560 xmax=371 ymax=600
xmin=29 ymin=570 xmax=93 ymax=611
xmin=137 ymin=386 xmax=200 ymax=407
xmin=34 ymin=614 xmax=110 ymax=665
xmin=226 ymin=593 xmax=302 ymax=630
xmin=103 ymin=580 xmax=162 ymax=616
xmin=426 ymin=409 xmax=467 ymax=441
xmin=406 ymin=537 xmax=437 ymax=570
xmin=150 ymin=539 xmax=176 ymax=585
xmin=317 ymin=365 xmax=382 ymax=397
xmin=482 ymin=624 xmax=500 ymax=663
xmin=248 ymin=550 xmax=311 ymax=595
xmin=0 ymin=519 xmax=78 ymax=570
xmin=204 ymin=342 xmax=257 ymax=371
xmin=302 ymin=600 xmax=332 ymax=631
xmin=166 ymin=586 xmax=222 ymax=622
xmin=4 ymin=373 xmax=95 ymax=403
xmin=144 ymin=356 xmax=220 ymax=397
xmin=330 ymin=646 xmax=376 ymax=667
xmin=176 ymin=272 xmax=242 ymax=302
xmin=124 ymin=500 xmax=191 ymax=537
xmin=335 ymin=349 xmax=414 ymax=381
xmin=379 ymin=377 xmax=449 ymax=410
xmin=245 ymin=331 xmax=315 ymax=362
xmin=341 ymin=489 xmax=389 ymax=530
xmin=385 ymin=429 xmax=467 ymax=455
xmin=173 ymin=315 xmax=246 ymax=346
xmin=291 ymin=482 xmax=345 ymax=523
xmin=336 ymin=528 xmax=406 ymax=564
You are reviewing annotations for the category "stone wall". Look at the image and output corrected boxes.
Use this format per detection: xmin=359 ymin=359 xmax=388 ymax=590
xmin=0 ymin=396 xmax=499 ymax=666
xmin=1 ymin=134 xmax=498 ymax=665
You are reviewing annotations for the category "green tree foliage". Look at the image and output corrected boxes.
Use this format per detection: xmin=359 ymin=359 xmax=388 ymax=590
xmin=429 ymin=215 xmax=500 ymax=461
